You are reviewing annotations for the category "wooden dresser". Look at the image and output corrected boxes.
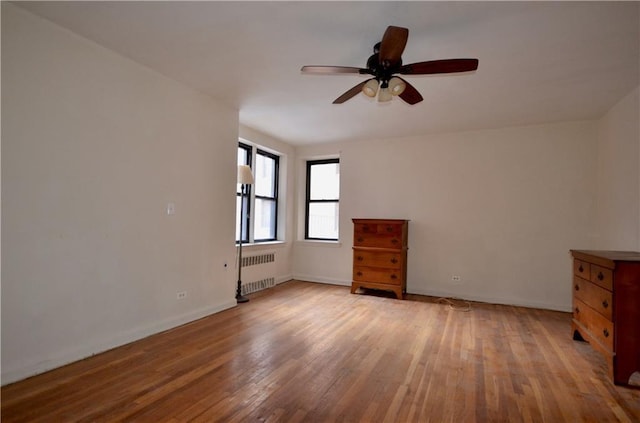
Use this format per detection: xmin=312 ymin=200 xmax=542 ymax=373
xmin=570 ymin=250 xmax=640 ymax=385
xmin=351 ymin=219 xmax=408 ymax=299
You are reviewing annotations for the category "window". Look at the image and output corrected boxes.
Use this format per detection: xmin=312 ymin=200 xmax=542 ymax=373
xmin=236 ymin=143 xmax=252 ymax=243
xmin=254 ymin=149 xmax=279 ymax=241
xmin=305 ymin=159 xmax=340 ymax=240
xmin=236 ymin=142 xmax=280 ymax=243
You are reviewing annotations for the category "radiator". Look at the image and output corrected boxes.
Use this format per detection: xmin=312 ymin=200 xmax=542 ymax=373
xmin=241 ymin=277 xmax=275 ymax=296
xmin=241 ymin=252 xmax=275 ymax=268
xmin=240 ymin=252 xmax=276 ymax=295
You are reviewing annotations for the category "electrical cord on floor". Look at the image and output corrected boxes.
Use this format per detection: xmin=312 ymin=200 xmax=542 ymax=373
xmin=435 ymin=297 xmax=472 ymax=312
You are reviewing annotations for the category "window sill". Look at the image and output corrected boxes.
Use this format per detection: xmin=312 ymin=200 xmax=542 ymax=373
xmin=237 ymin=240 xmax=287 ymax=249
xmin=295 ymin=240 xmax=343 ymax=248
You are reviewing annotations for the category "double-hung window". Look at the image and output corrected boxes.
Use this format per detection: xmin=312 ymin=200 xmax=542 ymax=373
xmin=236 ymin=143 xmax=252 ymax=243
xmin=236 ymin=142 xmax=280 ymax=243
xmin=253 ymin=149 xmax=279 ymax=241
xmin=305 ymin=158 xmax=340 ymax=241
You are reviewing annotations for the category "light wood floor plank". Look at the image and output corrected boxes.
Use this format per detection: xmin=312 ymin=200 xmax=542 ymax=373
xmin=2 ymin=280 xmax=639 ymax=422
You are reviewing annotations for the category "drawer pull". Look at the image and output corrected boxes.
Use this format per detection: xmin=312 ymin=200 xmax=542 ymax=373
xmin=597 ymin=272 xmax=604 ymax=281
xmin=578 ymin=264 xmax=584 ymax=273
xmin=390 ymin=274 xmax=397 ymax=280
xmin=357 ymin=237 xmax=364 ymax=243
xmin=574 ymin=284 xmax=580 ymax=291
xmin=356 ymin=271 xmax=363 ymax=277
xmin=386 ymin=226 xmax=393 ymax=232
xmin=362 ymin=225 xmax=370 ymax=232
xmin=391 ymin=238 xmax=398 ymax=244
xmin=603 ymin=328 xmax=610 ymax=338
xmin=391 ymin=258 xmax=398 ymax=264
xmin=602 ymin=300 xmax=609 ymax=309
xmin=356 ymin=256 xmax=363 ymax=261
xmin=575 ymin=306 xmax=580 ymax=314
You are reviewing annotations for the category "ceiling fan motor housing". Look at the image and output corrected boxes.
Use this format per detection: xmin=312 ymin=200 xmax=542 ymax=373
xmin=366 ymin=46 xmax=403 ymax=88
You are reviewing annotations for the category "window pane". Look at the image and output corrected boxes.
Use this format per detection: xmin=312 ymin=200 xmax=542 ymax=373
xmin=308 ymin=202 xmax=339 ymax=239
xmin=310 ymin=163 xmax=339 ymax=200
xmin=254 ymin=198 xmax=276 ymax=240
xmin=237 ymin=145 xmax=250 ymax=195
xmin=236 ymin=195 xmax=249 ymax=242
xmin=237 ymin=148 xmax=248 ymax=166
xmin=255 ymin=153 xmax=276 ymax=197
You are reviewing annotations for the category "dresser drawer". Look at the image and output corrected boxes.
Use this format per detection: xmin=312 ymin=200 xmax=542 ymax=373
xmin=573 ymin=259 xmax=590 ymax=280
xmin=573 ymin=277 xmax=613 ymax=320
xmin=354 ymin=222 xmax=403 ymax=237
xmin=354 ymin=233 xmax=404 ymax=249
xmin=590 ymin=265 xmax=613 ymax=291
xmin=353 ymin=266 xmax=402 ymax=285
xmin=353 ymin=250 xmax=403 ymax=269
xmin=574 ymin=298 xmax=614 ymax=351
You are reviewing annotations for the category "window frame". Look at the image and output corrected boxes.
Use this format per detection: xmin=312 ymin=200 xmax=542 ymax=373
xmin=253 ymin=148 xmax=279 ymax=242
xmin=236 ymin=142 xmax=281 ymax=244
xmin=236 ymin=142 xmax=252 ymax=244
xmin=305 ymin=158 xmax=340 ymax=241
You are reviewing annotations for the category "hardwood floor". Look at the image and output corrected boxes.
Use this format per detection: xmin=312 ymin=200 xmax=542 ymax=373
xmin=2 ymin=280 xmax=639 ymax=422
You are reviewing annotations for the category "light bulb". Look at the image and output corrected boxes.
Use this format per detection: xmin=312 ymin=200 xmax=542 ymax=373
xmin=362 ymin=79 xmax=379 ymax=98
xmin=388 ymin=77 xmax=406 ymax=96
xmin=378 ymin=87 xmax=392 ymax=102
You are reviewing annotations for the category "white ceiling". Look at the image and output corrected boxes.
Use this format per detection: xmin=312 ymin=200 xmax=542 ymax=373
xmin=15 ymin=1 xmax=640 ymax=146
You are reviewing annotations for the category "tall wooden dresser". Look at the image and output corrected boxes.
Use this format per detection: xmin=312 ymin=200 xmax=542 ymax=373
xmin=570 ymin=250 xmax=640 ymax=385
xmin=351 ymin=219 xmax=408 ymax=299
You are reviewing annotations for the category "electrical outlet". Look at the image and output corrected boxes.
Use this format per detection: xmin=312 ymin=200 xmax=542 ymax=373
xmin=176 ymin=291 xmax=187 ymax=300
xmin=451 ymin=275 xmax=462 ymax=282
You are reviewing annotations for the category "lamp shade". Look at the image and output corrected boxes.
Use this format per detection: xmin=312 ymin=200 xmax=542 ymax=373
xmin=378 ymin=87 xmax=392 ymax=102
xmin=362 ymin=79 xmax=379 ymax=98
xmin=388 ymin=77 xmax=406 ymax=96
xmin=237 ymin=165 xmax=254 ymax=185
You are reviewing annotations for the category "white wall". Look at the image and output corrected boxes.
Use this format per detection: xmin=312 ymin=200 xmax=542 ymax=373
xmin=595 ymin=86 xmax=640 ymax=250
xmin=294 ymin=121 xmax=599 ymax=311
xmin=1 ymin=4 xmax=239 ymax=384
xmin=238 ymin=125 xmax=295 ymax=284
xmin=292 ymin=146 xmax=349 ymax=285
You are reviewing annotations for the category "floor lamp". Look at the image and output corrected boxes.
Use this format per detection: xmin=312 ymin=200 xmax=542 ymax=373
xmin=237 ymin=165 xmax=254 ymax=303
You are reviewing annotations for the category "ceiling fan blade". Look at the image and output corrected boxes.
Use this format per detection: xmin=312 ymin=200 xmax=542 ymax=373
xmin=333 ymin=80 xmax=371 ymax=104
xmin=398 ymin=78 xmax=423 ymax=105
xmin=399 ymin=58 xmax=479 ymax=75
xmin=301 ymin=66 xmax=369 ymax=74
xmin=378 ymin=26 xmax=409 ymax=67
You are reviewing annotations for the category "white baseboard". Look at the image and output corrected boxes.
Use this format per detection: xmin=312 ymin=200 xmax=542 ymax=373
xmin=1 ymin=299 xmax=236 ymax=386
xmin=290 ymin=276 xmax=570 ymax=312
xmin=408 ymin=286 xmax=571 ymax=312
xmin=276 ymin=274 xmax=294 ymax=284
xmin=292 ymin=273 xmax=350 ymax=287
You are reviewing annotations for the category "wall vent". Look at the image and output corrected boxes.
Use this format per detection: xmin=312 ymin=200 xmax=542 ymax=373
xmin=241 ymin=252 xmax=275 ymax=268
xmin=241 ymin=277 xmax=275 ymax=296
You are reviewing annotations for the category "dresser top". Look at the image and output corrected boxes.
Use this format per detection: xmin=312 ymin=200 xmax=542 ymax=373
xmin=352 ymin=218 xmax=409 ymax=223
xmin=571 ymin=250 xmax=640 ymax=267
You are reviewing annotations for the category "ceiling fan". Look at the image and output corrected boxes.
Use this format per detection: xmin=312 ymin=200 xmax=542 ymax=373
xmin=301 ymin=26 xmax=479 ymax=105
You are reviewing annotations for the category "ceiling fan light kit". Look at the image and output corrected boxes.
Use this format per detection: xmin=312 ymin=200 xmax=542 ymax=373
xmin=388 ymin=77 xmax=406 ymax=96
xmin=378 ymin=86 xmax=393 ymax=103
xmin=301 ymin=25 xmax=479 ymax=105
xmin=362 ymin=79 xmax=379 ymax=97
